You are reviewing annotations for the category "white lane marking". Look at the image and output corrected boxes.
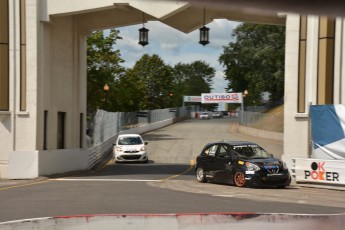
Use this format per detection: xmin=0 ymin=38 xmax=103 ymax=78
xmin=159 ymin=160 xmax=195 ymax=181
xmin=298 ymin=200 xmax=307 ymax=204
xmin=212 ymin=194 xmax=246 ymax=197
xmin=52 ymin=178 xmax=161 ymax=182
xmin=213 ymin=195 xmax=236 ymax=197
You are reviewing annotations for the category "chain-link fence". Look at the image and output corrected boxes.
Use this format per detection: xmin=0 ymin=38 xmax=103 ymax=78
xmin=238 ymin=110 xmax=283 ymax=133
xmin=238 ymin=111 xmax=265 ymax=127
xmin=89 ymin=107 xmax=194 ymax=146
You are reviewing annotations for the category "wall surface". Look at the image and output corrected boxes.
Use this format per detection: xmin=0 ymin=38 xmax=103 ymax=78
xmin=283 ymin=15 xmax=345 ymax=174
xmin=0 ymin=0 xmax=40 ymax=178
xmin=282 ymin=14 xmax=310 ymax=170
xmin=6 ymin=1 xmax=89 ymax=179
xmin=237 ymin=125 xmax=283 ymax=143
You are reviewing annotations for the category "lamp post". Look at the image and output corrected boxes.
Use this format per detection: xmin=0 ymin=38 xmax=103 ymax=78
xmin=243 ymin=89 xmax=248 ymax=109
xmin=241 ymin=89 xmax=248 ymax=124
xmin=103 ymin=84 xmax=109 ymax=111
xmin=169 ymin=92 xmax=174 ymax=107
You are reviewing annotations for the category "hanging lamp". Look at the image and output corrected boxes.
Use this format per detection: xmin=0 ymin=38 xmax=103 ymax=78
xmin=199 ymin=7 xmax=209 ymax=46
xmin=139 ymin=13 xmax=149 ymax=46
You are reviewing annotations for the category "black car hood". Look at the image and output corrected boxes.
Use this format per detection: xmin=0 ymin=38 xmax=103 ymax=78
xmin=239 ymin=157 xmax=282 ymax=166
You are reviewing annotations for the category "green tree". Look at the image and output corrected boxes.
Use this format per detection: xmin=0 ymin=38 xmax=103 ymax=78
xmin=219 ymin=23 xmax=285 ymax=105
xmin=115 ymin=69 xmax=146 ymax=112
xmin=172 ymin=61 xmax=215 ymax=107
xmin=87 ymin=29 xmax=125 ymax=114
xmin=128 ymin=54 xmax=175 ymax=110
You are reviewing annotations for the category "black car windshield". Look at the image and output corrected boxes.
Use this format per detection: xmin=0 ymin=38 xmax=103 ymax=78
xmin=118 ymin=137 xmax=143 ymax=145
xmin=232 ymin=145 xmax=270 ymax=159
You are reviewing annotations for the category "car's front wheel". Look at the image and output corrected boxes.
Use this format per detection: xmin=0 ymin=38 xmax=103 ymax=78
xmin=234 ymin=171 xmax=246 ymax=187
xmin=196 ymin=167 xmax=207 ymax=183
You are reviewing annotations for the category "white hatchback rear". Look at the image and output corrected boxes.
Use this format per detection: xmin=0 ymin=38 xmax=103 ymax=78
xmin=113 ymin=134 xmax=148 ymax=163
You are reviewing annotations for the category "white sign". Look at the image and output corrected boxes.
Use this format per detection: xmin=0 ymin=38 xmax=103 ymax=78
xmin=201 ymin=93 xmax=243 ymax=104
xmin=183 ymin=96 xmax=201 ymax=103
xmin=294 ymin=158 xmax=345 ymax=185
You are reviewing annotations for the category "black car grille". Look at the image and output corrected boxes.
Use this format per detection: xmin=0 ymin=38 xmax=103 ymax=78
xmin=122 ymin=155 xmax=142 ymax=160
xmin=264 ymin=165 xmax=280 ymax=174
xmin=124 ymin=150 xmax=139 ymax=153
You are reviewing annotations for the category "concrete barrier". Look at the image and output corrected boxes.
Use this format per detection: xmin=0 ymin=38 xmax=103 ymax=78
xmin=294 ymin=158 xmax=345 ymax=185
xmin=237 ymin=124 xmax=283 ymax=143
xmin=0 ymin=213 xmax=344 ymax=230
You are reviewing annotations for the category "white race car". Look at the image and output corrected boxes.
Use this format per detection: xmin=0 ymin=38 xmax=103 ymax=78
xmin=113 ymin=134 xmax=148 ymax=163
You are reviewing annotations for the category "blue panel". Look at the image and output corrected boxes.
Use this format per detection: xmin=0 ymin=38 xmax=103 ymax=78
xmin=310 ymin=105 xmax=345 ymax=148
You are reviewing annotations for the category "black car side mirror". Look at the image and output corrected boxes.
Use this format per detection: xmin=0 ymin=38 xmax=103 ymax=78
xmin=145 ymin=142 xmax=148 ymax=145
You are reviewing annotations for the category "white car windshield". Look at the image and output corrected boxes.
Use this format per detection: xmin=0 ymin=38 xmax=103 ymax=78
xmin=118 ymin=137 xmax=143 ymax=145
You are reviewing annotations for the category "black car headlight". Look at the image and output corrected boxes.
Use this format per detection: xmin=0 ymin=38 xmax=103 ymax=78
xmin=246 ymin=162 xmax=260 ymax=171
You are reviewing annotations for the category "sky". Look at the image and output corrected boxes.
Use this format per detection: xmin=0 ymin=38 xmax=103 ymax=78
xmin=115 ymin=19 xmax=241 ymax=93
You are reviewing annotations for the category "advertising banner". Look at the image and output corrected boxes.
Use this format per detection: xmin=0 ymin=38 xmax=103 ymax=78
xmin=310 ymin=105 xmax=345 ymax=159
xmin=201 ymin=93 xmax=243 ymax=104
xmin=294 ymin=158 xmax=345 ymax=185
xmin=183 ymin=96 xmax=201 ymax=103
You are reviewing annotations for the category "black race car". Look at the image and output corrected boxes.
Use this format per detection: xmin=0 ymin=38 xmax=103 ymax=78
xmin=195 ymin=141 xmax=291 ymax=188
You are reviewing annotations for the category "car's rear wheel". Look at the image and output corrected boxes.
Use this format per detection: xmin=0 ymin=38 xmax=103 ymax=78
xmin=234 ymin=171 xmax=246 ymax=187
xmin=196 ymin=167 xmax=207 ymax=183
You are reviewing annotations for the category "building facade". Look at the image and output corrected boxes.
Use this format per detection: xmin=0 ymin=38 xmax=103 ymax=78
xmin=283 ymin=15 xmax=345 ymax=169
xmin=0 ymin=0 xmax=343 ymax=179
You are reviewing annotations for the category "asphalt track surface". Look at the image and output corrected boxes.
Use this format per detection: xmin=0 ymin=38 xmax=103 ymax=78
xmin=0 ymin=117 xmax=344 ymax=222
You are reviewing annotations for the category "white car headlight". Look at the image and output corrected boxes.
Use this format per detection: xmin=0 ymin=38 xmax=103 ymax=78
xmin=115 ymin=146 xmax=123 ymax=152
xmin=283 ymin=161 xmax=288 ymax=170
xmin=140 ymin=146 xmax=146 ymax=151
xmin=246 ymin=162 xmax=260 ymax=171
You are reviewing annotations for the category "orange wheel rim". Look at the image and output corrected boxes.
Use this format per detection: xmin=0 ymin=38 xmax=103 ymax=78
xmin=235 ymin=172 xmax=245 ymax=186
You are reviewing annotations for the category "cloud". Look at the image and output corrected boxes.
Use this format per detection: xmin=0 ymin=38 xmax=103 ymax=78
xmin=160 ymin=43 xmax=179 ymax=52
xmin=115 ymin=19 xmax=240 ymax=92
xmin=211 ymin=70 xmax=228 ymax=93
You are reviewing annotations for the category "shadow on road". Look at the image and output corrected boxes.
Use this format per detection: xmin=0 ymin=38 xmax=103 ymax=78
xmin=60 ymin=158 xmax=196 ymax=180
xmin=143 ymin=133 xmax=183 ymax=142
